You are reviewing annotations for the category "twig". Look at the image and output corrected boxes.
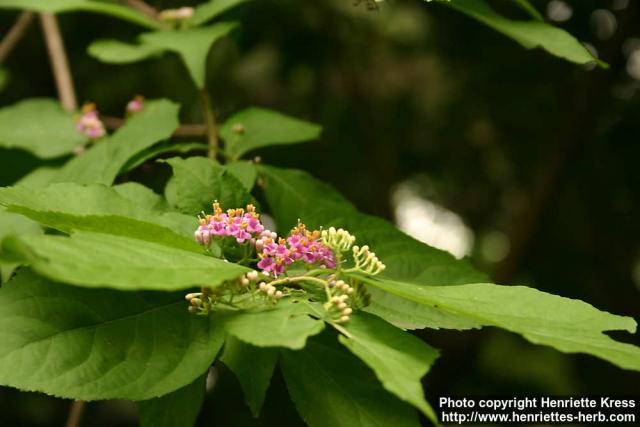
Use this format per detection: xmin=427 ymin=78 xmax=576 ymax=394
xmin=121 ymin=0 xmax=158 ymax=20
xmin=39 ymin=13 xmax=77 ymax=112
xmin=200 ymin=89 xmax=220 ymax=160
xmin=102 ymin=116 xmax=207 ymax=137
xmin=0 ymin=12 xmax=34 ymax=64
xmin=65 ymin=400 xmax=86 ymax=427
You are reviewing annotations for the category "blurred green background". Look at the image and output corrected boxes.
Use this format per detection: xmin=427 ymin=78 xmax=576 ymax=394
xmin=0 ymin=0 xmax=639 ymax=425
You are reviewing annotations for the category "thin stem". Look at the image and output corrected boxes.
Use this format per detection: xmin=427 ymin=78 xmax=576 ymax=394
xmin=269 ymin=275 xmax=327 ymax=288
xmin=121 ymin=0 xmax=158 ymax=20
xmin=200 ymin=89 xmax=219 ymax=160
xmin=0 ymin=11 xmax=34 ymax=64
xmin=39 ymin=13 xmax=77 ymax=112
xmin=65 ymin=400 xmax=86 ymax=427
xmin=330 ymin=322 xmax=353 ymax=339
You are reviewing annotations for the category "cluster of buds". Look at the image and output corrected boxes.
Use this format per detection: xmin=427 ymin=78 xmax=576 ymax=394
xmin=195 ymin=202 xmax=265 ymax=245
xmin=185 ymin=290 xmax=214 ymax=315
xmin=158 ymin=7 xmax=194 ymax=28
xmin=323 ymin=277 xmax=354 ymax=323
xmin=76 ymin=103 xmax=106 ymax=140
xmin=321 ymin=227 xmax=356 ymax=253
xmin=258 ymin=281 xmax=284 ymax=300
xmin=352 ymin=245 xmax=385 ymax=275
xmin=126 ymin=95 xmax=144 ymax=116
xmin=256 ymin=223 xmax=336 ymax=277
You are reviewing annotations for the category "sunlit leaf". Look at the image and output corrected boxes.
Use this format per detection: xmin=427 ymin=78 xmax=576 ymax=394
xmin=189 ymin=0 xmax=251 ymax=26
xmin=87 ymin=39 xmax=164 ymax=63
xmin=3 ymin=231 xmax=249 ymax=291
xmin=359 ymin=275 xmax=640 ymax=372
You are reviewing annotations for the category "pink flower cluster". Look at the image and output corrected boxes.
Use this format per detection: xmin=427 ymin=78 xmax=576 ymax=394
xmin=256 ymin=224 xmax=336 ymax=277
xmin=76 ymin=103 xmax=106 ymax=139
xmin=126 ymin=95 xmax=144 ymax=115
xmin=195 ymin=202 xmax=265 ymax=245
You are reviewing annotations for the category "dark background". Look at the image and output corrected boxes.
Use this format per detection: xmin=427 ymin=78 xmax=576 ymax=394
xmin=0 ymin=0 xmax=639 ymax=425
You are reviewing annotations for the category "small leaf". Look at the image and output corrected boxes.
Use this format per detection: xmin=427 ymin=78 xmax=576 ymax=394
xmin=55 ymin=99 xmax=180 ymax=185
xmin=0 ymin=98 xmax=86 ymax=158
xmin=441 ymin=0 xmax=604 ymax=67
xmin=281 ymin=335 xmax=420 ymax=427
xmin=511 ymin=0 xmax=543 ymax=20
xmin=163 ymin=156 xmax=255 ymax=214
xmin=0 ymin=183 xmax=200 ymax=251
xmin=221 ymin=336 xmax=277 ymax=416
xmin=140 ymin=22 xmax=239 ymax=88
xmin=221 ymin=108 xmax=322 ymax=160
xmin=359 ymin=275 xmax=640 ymax=372
xmin=0 ymin=0 xmax=159 ymax=28
xmin=214 ymin=298 xmax=324 ymax=349
xmin=138 ymin=375 xmax=207 ymax=427
xmin=3 ymin=231 xmax=249 ymax=291
xmin=87 ymin=39 xmax=164 ymax=63
xmin=0 ymin=270 xmax=224 ymax=400
xmin=339 ymin=312 xmax=439 ymax=423
xmin=189 ymin=0 xmax=251 ymax=27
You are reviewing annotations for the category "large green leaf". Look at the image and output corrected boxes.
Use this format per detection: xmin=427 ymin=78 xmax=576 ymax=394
xmin=0 ymin=183 xmax=199 ymax=251
xmin=138 ymin=375 xmax=207 ymax=427
xmin=122 ymin=141 xmax=208 ymax=173
xmin=213 ymin=298 xmax=324 ymax=349
xmin=189 ymin=0 xmax=251 ymax=27
xmin=140 ymin=22 xmax=239 ymax=88
xmin=87 ymin=39 xmax=164 ymax=63
xmin=0 ymin=0 xmax=159 ymax=28
xmin=224 ymin=160 xmax=257 ymax=191
xmin=511 ymin=0 xmax=543 ymax=20
xmin=163 ymin=157 xmax=255 ymax=214
xmin=339 ymin=313 xmax=439 ymax=423
xmin=112 ymin=182 xmax=170 ymax=211
xmin=359 ymin=275 xmax=640 ymax=372
xmin=440 ymin=0 xmax=604 ymax=67
xmin=3 ymin=231 xmax=249 ymax=291
xmin=0 ymin=270 xmax=224 ymax=400
xmin=259 ymin=165 xmax=484 ymax=285
xmin=281 ymin=336 xmax=420 ymax=427
xmin=221 ymin=336 xmax=277 ymax=416
xmin=221 ymin=108 xmax=322 ymax=160
xmin=0 ymin=98 xmax=86 ymax=158
xmin=55 ymin=99 xmax=180 ymax=185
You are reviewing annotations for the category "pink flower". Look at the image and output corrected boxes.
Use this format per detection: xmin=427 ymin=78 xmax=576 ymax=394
xmin=126 ymin=95 xmax=144 ymax=115
xmin=76 ymin=103 xmax=106 ymax=140
xmin=194 ymin=203 xmax=266 ymax=245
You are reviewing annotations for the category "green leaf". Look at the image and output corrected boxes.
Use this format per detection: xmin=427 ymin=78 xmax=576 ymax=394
xmin=339 ymin=312 xmax=439 ymax=423
xmin=14 ymin=166 xmax=61 ymax=189
xmin=359 ymin=275 xmax=640 ymax=372
xmin=281 ymin=336 xmax=420 ymax=427
xmin=163 ymin=157 xmax=255 ymax=214
xmin=122 ymin=141 xmax=208 ymax=173
xmin=511 ymin=0 xmax=543 ymax=20
xmin=87 ymin=39 xmax=164 ymax=63
xmin=441 ymin=0 xmax=605 ymax=67
xmin=0 ymin=183 xmax=200 ymax=251
xmin=365 ymin=286 xmax=481 ymax=331
xmin=224 ymin=161 xmax=257 ymax=191
xmin=0 ymin=209 xmax=42 ymax=282
xmin=0 ymin=0 xmax=159 ymax=29
xmin=214 ymin=298 xmax=324 ymax=349
xmin=55 ymin=99 xmax=180 ymax=185
xmin=112 ymin=182 xmax=169 ymax=211
xmin=259 ymin=165 xmax=484 ymax=285
xmin=140 ymin=22 xmax=239 ymax=88
xmin=3 ymin=231 xmax=249 ymax=291
xmin=138 ymin=375 xmax=206 ymax=427
xmin=0 ymin=98 xmax=86 ymax=158
xmin=221 ymin=108 xmax=322 ymax=160
xmin=0 ymin=270 xmax=224 ymax=400
xmin=221 ymin=336 xmax=277 ymax=416
xmin=189 ymin=0 xmax=251 ymax=27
